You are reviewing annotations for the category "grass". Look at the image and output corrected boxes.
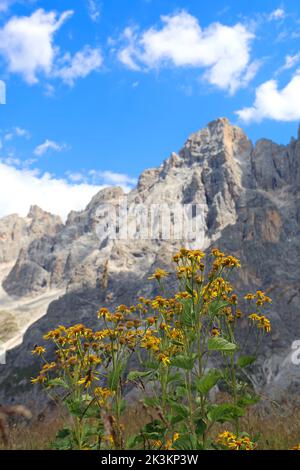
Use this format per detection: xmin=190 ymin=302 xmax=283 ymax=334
xmin=1 ymin=399 xmax=300 ymax=450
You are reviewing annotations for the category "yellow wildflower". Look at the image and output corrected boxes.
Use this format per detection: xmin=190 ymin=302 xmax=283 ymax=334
xmin=158 ymin=354 xmax=171 ymax=366
xmin=211 ymin=328 xmax=220 ymax=337
xmin=31 ymin=346 xmax=46 ymax=356
xmin=148 ymin=269 xmax=169 ymax=281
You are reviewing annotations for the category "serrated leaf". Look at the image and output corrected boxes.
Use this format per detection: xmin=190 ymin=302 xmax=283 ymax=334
xmin=208 ymin=300 xmax=229 ymax=317
xmin=181 ymin=299 xmax=194 ymax=327
xmin=47 ymin=378 xmax=69 ymax=389
xmin=237 ymin=355 xmax=256 ymax=368
xmin=167 ymin=399 xmax=189 ymax=418
xmin=237 ymin=394 xmax=260 ymax=407
xmin=143 ymin=397 xmax=160 ymax=407
xmin=196 ymin=368 xmax=222 ymax=395
xmin=127 ymin=370 xmax=153 ymax=381
xmin=208 ymin=404 xmax=244 ymax=423
xmin=208 ymin=337 xmax=236 ymax=352
xmin=170 ymin=353 xmax=196 ymax=370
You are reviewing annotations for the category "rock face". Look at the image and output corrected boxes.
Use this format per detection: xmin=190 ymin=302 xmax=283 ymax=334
xmin=0 ymin=206 xmax=63 ymax=265
xmin=1 ymin=117 xmax=300 ymax=405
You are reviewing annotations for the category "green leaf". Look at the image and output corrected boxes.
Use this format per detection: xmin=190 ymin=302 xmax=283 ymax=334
xmin=195 ymin=419 xmax=207 ymax=436
xmin=170 ymin=353 xmax=196 ymax=370
xmin=167 ymin=399 xmax=189 ymax=418
xmin=144 ymin=420 xmax=165 ymax=432
xmin=47 ymin=378 xmax=69 ymax=389
xmin=143 ymin=397 xmax=160 ymax=407
xmin=208 ymin=337 xmax=236 ymax=352
xmin=196 ymin=368 xmax=222 ymax=395
xmin=172 ymin=435 xmax=193 ymax=450
xmin=127 ymin=434 xmax=144 ymax=449
xmin=208 ymin=404 xmax=244 ymax=423
xmin=172 ymin=434 xmax=199 ymax=450
xmin=51 ymin=427 xmax=73 ymax=450
xmin=67 ymin=399 xmax=85 ymax=418
xmin=170 ymin=339 xmax=184 ymax=347
xmin=207 ymin=300 xmax=229 ymax=317
xmin=167 ymin=372 xmax=182 ymax=384
xmin=127 ymin=370 xmax=153 ymax=381
xmin=169 ymin=414 xmax=185 ymax=425
xmin=84 ymin=404 xmax=101 ymax=419
xmin=181 ymin=299 xmax=194 ymax=327
xmin=237 ymin=355 xmax=256 ymax=368
xmin=237 ymin=394 xmax=260 ymax=407
xmin=175 ymin=386 xmax=187 ymax=398
xmin=56 ymin=427 xmax=71 ymax=439
xmin=144 ymin=360 xmax=159 ymax=370
xmin=108 ymin=359 xmax=126 ymax=391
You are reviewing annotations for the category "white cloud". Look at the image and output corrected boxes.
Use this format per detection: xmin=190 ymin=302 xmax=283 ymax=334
xmin=236 ymin=70 xmax=300 ymax=122
xmin=3 ymin=126 xmax=30 ymax=141
xmin=88 ymin=169 xmax=137 ymax=186
xmin=54 ymin=45 xmax=103 ymax=86
xmin=14 ymin=126 xmax=30 ymax=138
xmin=281 ymin=53 xmax=300 ymax=71
xmin=0 ymin=8 xmax=103 ymax=86
xmin=34 ymin=139 xmax=66 ymax=156
xmin=0 ymin=162 xmax=136 ymax=220
xmin=0 ymin=8 xmax=73 ymax=84
xmin=4 ymin=132 xmax=13 ymax=141
xmin=269 ymin=8 xmax=285 ymax=21
xmin=0 ymin=162 xmax=104 ymax=220
xmin=87 ymin=0 xmax=101 ymax=22
xmin=117 ymin=10 xmax=257 ymax=94
xmin=66 ymin=169 xmax=137 ymax=190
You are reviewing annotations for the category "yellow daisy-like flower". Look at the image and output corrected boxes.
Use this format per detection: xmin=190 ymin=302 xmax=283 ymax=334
xmin=148 ymin=269 xmax=169 ymax=281
xmin=31 ymin=346 xmax=46 ymax=356
xmin=77 ymin=371 xmax=99 ymax=388
xmin=158 ymin=354 xmax=171 ymax=367
xmin=211 ymin=327 xmax=220 ymax=337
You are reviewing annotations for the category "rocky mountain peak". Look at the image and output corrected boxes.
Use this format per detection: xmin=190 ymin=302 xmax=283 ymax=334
xmin=27 ymin=205 xmax=58 ymax=221
xmin=0 ymin=206 xmax=63 ymax=264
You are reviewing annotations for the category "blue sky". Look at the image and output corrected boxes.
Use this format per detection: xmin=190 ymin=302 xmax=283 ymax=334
xmin=0 ymin=0 xmax=300 ymax=218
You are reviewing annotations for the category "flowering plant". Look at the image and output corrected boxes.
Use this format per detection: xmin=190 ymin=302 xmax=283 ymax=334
xmin=32 ymin=248 xmax=273 ymax=450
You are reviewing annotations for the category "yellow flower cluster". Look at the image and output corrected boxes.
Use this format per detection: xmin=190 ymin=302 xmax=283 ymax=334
xmin=140 ymin=330 xmax=161 ymax=352
xmin=244 ymin=290 xmax=272 ymax=306
xmin=216 ymin=431 xmax=255 ymax=450
xmin=248 ymin=313 xmax=271 ymax=333
xmin=94 ymin=387 xmax=115 ymax=405
xmin=211 ymin=248 xmax=241 ymax=274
